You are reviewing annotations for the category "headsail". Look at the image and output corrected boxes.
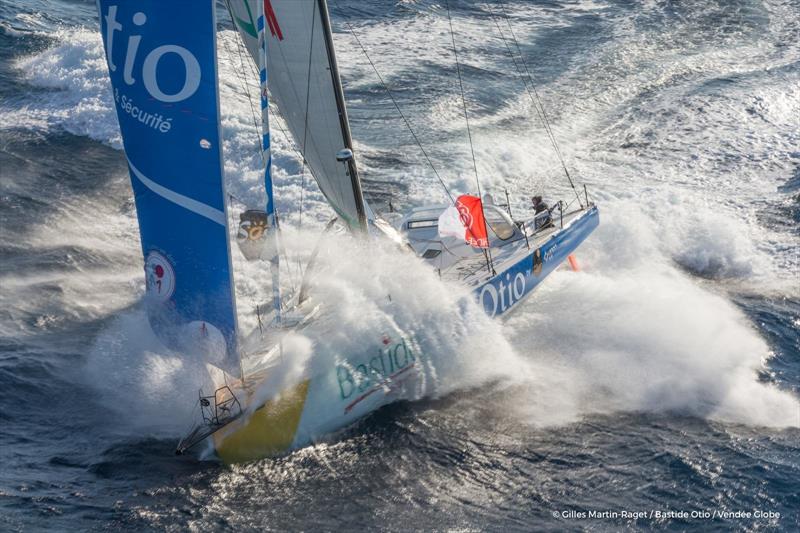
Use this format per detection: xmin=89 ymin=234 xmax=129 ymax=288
xmin=98 ymin=1 xmax=240 ymax=374
xmin=228 ymin=0 xmax=368 ymax=231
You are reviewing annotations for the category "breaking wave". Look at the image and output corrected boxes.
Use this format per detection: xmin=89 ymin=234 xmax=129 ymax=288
xmin=83 ymin=225 xmax=798 ymax=439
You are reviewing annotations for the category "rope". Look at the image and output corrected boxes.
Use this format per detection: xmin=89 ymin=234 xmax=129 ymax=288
xmin=222 ymin=1 xmax=263 ymax=162
xmin=493 ymin=0 xmax=584 ymax=208
xmin=445 ymin=0 xmax=495 ymax=274
xmin=445 ymin=0 xmax=480 ymax=194
xmin=335 ymin=12 xmax=454 ymax=203
xmin=225 ymin=0 xmax=316 ymax=237
xmin=298 ymin=6 xmax=318 ymax=229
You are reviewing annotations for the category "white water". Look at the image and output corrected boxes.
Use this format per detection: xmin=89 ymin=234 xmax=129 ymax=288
xmin=3 ymin=7 xmax=798 ymax=436
xmin=504 ymin=205 xmax=799 ymax=428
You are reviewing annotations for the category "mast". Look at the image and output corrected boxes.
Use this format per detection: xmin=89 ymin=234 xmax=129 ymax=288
xmin=257 ymin=0 xmax=283 ymax=324
xmin=316 ymin=0 xmax=368 ymax=232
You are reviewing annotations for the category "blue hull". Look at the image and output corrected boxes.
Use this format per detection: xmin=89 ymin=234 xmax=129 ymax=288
xmin=475 ymin=206 xmax=600 ymax=317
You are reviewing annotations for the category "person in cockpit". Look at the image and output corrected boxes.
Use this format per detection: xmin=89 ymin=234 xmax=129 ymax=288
xmin=532 ymin=195 xmax=553 ymax=229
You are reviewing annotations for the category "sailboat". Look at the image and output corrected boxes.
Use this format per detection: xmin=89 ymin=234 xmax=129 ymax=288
xmin=96 ymin=0 xmax=599 ymax=463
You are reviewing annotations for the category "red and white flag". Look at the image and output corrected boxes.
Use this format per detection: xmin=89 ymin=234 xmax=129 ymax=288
xmin=438 ymin=195 xmax=489 ymax=248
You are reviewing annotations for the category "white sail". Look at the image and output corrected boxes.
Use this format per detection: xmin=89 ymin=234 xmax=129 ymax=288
xmin=228 ymin=0 xmax=367 ymax=230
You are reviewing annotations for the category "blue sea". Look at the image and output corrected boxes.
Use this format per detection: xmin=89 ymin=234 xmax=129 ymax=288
xmin=1 ymin=0 xmax=798 ymax=531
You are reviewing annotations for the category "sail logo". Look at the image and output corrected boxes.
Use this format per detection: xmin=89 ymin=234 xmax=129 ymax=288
xmin=103 ymin=5 xmax=202 ymax=103
xmin=265 ymin=0 xmax=284 ymax=40
xmin=145 ymin=251 xmax=175 ymax=302
xmin=480 ymin=271 xmax=527 ymax=317
xmin=229 ymin=0 xmax=284 ymax=41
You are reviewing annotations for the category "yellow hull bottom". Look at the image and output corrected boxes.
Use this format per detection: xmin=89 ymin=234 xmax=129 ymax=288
xmin=212 ymin=380 xmax=310 ymax=464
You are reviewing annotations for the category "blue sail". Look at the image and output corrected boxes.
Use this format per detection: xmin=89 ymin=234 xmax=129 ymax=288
xmin=98 ymin=1 xmax=239 ymax=373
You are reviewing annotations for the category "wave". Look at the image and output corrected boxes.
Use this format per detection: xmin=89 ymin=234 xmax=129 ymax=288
xmin=83 ymin=227 xmax=798 ymax=440
xmin=2 ymin=5 xmax=796 ymax=437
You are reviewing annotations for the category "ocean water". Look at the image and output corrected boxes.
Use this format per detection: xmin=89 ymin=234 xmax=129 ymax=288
xmin=1 ymin=0 xmax=799 ymax=531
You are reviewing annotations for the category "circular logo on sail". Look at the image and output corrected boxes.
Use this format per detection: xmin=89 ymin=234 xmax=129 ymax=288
xmin=145 ymin=251 xmax=175 ymax=302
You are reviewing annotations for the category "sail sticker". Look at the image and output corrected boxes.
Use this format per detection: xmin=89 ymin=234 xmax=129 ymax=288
xmin=230 ymin=0 xmax=258 ymax=38
xmin=265 ymin=0 xmax=284 ymax=40
xmin=145 ymin=251 xmax=175 ymax=302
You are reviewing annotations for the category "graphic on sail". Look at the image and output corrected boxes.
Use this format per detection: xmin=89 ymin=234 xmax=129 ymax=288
xmin=98 ymin=0 xmax=240 ymax=374
xmin=228 ymin=0 xmax=367 ymax=230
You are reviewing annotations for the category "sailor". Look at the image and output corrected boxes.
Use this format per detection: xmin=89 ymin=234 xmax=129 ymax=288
xmin=531 ymin=195 xmax=553 ymax=229
xmin=531 ymin=195 xmax=548 ymax=213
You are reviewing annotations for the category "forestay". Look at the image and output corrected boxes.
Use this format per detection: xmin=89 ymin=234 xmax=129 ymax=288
xmin=227 ymin=0 xmax=367 ymax=230
xmin=98 ymin=0 xmax=240 ymax=375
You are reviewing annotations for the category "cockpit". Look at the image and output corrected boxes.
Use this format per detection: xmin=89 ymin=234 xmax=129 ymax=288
xmin=483 ymin=204 xmax=518 ymax=242
xmin=398 ymin=203 xmax=525 ymax=268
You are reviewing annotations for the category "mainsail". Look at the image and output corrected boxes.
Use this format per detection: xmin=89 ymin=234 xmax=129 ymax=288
xmin=98 ymin=0 xmax=240 ymax=374
xmin=227 ymin=0 xmax=368 ymax=230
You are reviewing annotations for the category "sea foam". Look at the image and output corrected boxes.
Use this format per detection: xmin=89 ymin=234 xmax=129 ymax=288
xmin=7 ymin=17 xmax=795 ymax=436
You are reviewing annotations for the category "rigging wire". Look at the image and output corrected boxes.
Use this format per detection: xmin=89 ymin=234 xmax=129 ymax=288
xmin=486 ymin=5 xmax=550 ymax=195
xmin=298 ymin=5 xmax=318 ymax=229
xmin=493 ymin=0 xmax=584 ymax=208
xmin=269 ymin=108 xmax=322 ymax=292
xmin=235 ymin=11 xmax=318 ymax=288
xmin=445 ymin=0 xmax=495 ymax=274
xmin=444 ymin=0 xmax=481 ymax=194
xmin=224 ymin=0 xmax=309 ymax=231
xmin=222 ymin=1 xmax=264 ymax=162
xmin=221 ymin=4 xmax=309 ymax=305
xmin=331 ymin=3 xmax=454 ymax=203
xmin=227 ymin=14 xmax=306 ymax=176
